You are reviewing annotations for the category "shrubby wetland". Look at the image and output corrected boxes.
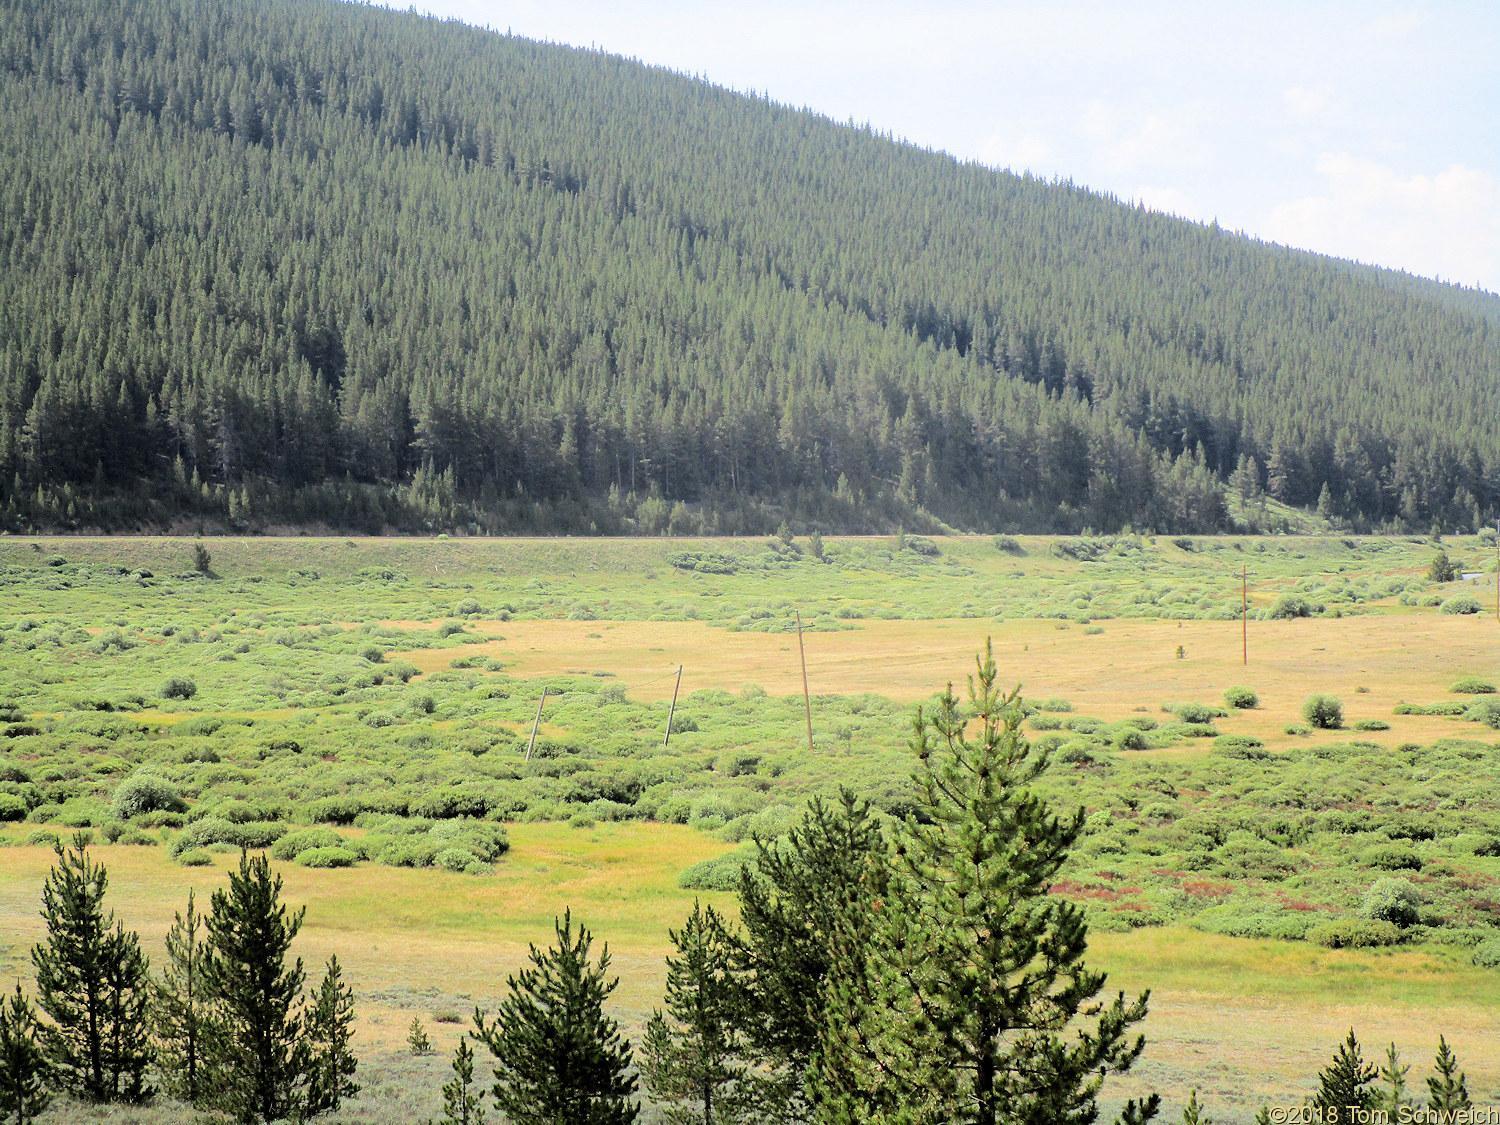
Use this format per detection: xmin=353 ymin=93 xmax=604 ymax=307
xmin=0 ymin=530 xmax=1498 ymax=1122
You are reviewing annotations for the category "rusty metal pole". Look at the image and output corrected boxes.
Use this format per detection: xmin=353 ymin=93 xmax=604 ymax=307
xmin=796 ymin=611 xmax=814 ymax=753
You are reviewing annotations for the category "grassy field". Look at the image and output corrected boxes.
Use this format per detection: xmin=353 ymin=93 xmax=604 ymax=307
xmin=1 ymin=531 xmax=1497 ymax=1123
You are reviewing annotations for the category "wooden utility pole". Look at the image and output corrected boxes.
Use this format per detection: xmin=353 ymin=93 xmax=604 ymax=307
xmin=663 ymin=665 xmax=683 ymax=748
xmin=795 ymin=611 xmax=814 ymax=753
xmin=1242 ymin=565 xmax=1248 ymax=665
xmin=525 ymin=690 xmax=547 ymax=761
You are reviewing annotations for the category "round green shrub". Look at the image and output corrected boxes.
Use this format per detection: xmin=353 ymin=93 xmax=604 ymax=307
xmin=677 ymin=849 xmax=752 ymax=891
xmin=271 ymin=827 xmax=349 ymax=861
xmin=1302 ymin=694 xmax=1343 ymax=729
xmin=296 ymin=846 xmax=358 ymax=869
xmin=159 ymin=675 xmax=197 ymax=700
xmin=1441 ymin=596 xmax=1482 ymax=615
xmin=1451 ymin=677 xmax=1497 ymax=695
xmin=177 ymin=848 xmax=213 ymax=867
xmin=1283 ymin=723 xmax=1313 ymax=736
xmin=23 ymin=829 xmax=61 ymax=848
xmin=1223 ymin=686 xmax=1259 ymax=709
xmin=1351 ymin=718 xmax=1390 ymax=731
xmin=0 ymin=793 xmax=28 ymax=821
xmin=454 ymin=598 xmax=482 ymax=616
xmin=433 ymin=847 xmax=481 ymax=873
xmin=1359 ymin=878 xmax=1421 ymax=926
xmin=1172 ymin=702 xmax=1222 ymax=724
xmin=1268 ymin=594 xmax=1317 ymax=619
xmin=1113 ymin=728 xmax=1148 ymax=752
xmin=111 ymin=774 xmax=187 ymax=820
xmin=362 ymin=710 xmax=397 ymax=728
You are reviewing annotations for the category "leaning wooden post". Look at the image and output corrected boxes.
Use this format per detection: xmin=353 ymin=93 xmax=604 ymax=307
xmin=663 ymin=665 xmax=683 ymax=748
xmin=795 ymin=611 xmax=814 ymax=753
xmin=525 ymin=690 xmax=547 ymax=762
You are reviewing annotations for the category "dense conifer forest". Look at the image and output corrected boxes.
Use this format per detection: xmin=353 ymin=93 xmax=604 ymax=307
xmin=0 ymin=0 xmax=1497 ymax=535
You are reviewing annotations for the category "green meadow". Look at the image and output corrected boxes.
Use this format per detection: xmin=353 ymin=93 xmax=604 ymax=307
xmin=1 ymin=531 xmax=1498 ymax=1122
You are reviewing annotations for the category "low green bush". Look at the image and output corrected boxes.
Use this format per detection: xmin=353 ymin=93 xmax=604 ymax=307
xmin=1306 ymin=918 xmax=1404 ymax=948
xmin=1268 ymin=594 xmax=1317 ymax=619
xmin=1302 ymin=694 xmax=1343 ymax=729
xmin=159 ymin=675 xmax=197 ymax=700
xmin=296 ymin=846 xmax=358 ymax=868
xmin=1171 ymin=702 xmax=1227 ymax=724
xmin=1211 ymin=736 xmax=1267 ymax=759
xmin=111 ymin=774 xmax=187 ymax=819
xmin=177 ymin=848 xmax=213 ymax=867
xmin=677 ymin=849 xmax=752 ymax=891
xmin=169 ymin=817 xmax=286 ymax=858
xmin=1359 ymin=844 xmax=1422 ymax=871
xmin=1351 ymin=718 xmax=1390 ymax=731
xmin=271 ymin=827 xmax=350 ymax=861
xmin=1440 ymin=596 xmax=1482 ymax=615
xmin=1451 ymin=677 xmax=1497 ymax=695
xmin=1472 ymin=938 xmax=1500 ymax=969
xmin=1466 ymin=699 xmax=1500 ymax=729
xmin=1359 ymin=878 xmax=1422 ymax=926
xmin=1223 ymin=686 xmax=1259 ymax=709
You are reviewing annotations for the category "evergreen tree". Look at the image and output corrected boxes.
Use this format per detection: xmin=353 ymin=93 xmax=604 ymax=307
xmin=436 ymin=1037 xmax=486 ymax=1125
xmin=1426 ymin=1036 xmax=1470 ymax=1115
xmin=409 ymin=1017 xmax=434 ymax=1056
xmin=153 ymin=891 xmax=209 ymax=1104
xmin=200 ymin=851 xmax=310 ymax=1124
xmin=1181 ymin=1090 xmax=1211 ymax=1125
xmin=812 ymin=640 xmax=1157 ymax=1125
xmin=306 ymin=955 xmax=359 ymax=1116
xmin=641 ymin=901 xmax=756 ymax=1124
xmin=1376 ymin=1043 xmax=1411 ymax=1118
xmin=735 ymin=791 xmax=888 ymax=1121
xmin=30 ymin=834 xmax=153 ymax=1102
xmin=472 ymin=911 xmax=638 ymax=1125
xmin=0 ymin=983 xmax=51 ymax=1125
xmin=1311 ymin=1030 xmax=1377 ymax=1124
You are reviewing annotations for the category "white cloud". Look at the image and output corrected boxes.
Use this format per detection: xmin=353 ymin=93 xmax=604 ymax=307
xmin=1264 ymin=154 xmax=1500 ymax=291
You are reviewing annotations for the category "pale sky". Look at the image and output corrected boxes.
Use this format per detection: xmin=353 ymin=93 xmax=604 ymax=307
xmin=371 ymin=1 xmax=1500 ymax=294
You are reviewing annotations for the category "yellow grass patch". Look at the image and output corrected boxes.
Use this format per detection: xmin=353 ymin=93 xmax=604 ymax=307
xmin=393 ymin=613 xmax=1498 ymax=751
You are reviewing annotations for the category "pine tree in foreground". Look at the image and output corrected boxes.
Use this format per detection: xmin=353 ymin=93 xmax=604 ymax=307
xmin=1376 ymin=1043 xmax=1412 ymax=1118
xmin=30 ymin=833 xmax=153 ymax=1102
xmin=1426 ymin=1036 xmax=1470 ymax=1115
xmin=306 ymin=955 xmax=359 ymax=1115
xmin=735 ymin=791 xmax=888 ymax=1121
xmin=435 ymin=1037 xmax=486 ymax=1125
xmin=811 ymin=640 xmax=1157 ymax=1125
xmin=1311 ymin=1030 xmax=1378 ymax=1124
xmin=473 ymin=911 xmax=638 ymax=1125
xmin=153 ymin=891 xmax=209 ymax=1104
xmin=642 ymin=900 xmax=757 ymax=1124
xmin=0 ymin=983 xmax=51 ymax=1125
xmin=200 ymin=851 xmax=310 ymax=1124
xmin=1181 ymin=1089 xmax=1211 ymax=1125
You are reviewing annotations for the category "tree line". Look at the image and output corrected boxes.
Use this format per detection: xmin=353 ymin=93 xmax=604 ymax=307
xmin=0 ymin=0 xmax=1496 ymax=536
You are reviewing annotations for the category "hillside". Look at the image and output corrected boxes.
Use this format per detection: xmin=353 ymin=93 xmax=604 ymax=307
xmin=1 ymin=0 xmax=1498 ymax=535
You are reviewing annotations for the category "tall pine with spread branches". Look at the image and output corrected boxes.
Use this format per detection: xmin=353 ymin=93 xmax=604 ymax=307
xmin=29 ymin=834 xmax=153 ymax=1103
xmin=306 ymin=955 xmax=359 ymax=1115
xmin=812 ymin=640 xmax=1157 ymax=1125
xmin=200 ymin=851 xmax=311 ymax=1124
xmin=0 ymin=983 xmax=51 ymax=1125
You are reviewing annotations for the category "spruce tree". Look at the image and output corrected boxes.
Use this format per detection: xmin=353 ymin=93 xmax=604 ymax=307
xmin=641 ymin=901 xmax=755 ymax=1124
xmin=30 ymin=834 xmax=153 ymax=1102
xmin=812 ymin=640 xmax=1157 ymax=1125
xmin=472 ymin=911 xmax=638 ymax=1125
xmin=200 ymin=851 xmax=310 ymax=1124
xmin=1311 ymin=1030 xmax=1378 ymax=1124
xmin=306 ymin=955 xmax=359 ymax=1116
xmin=0 ymin=983 xmax=51 ymax=1125
xmin=153 ymin=891 xmax=208 ymax=1104
xmin=1426 ymin=1036 xmax=1470 ymax=1115
xmin=437 ymin=1037 xmax=486 ymax=1125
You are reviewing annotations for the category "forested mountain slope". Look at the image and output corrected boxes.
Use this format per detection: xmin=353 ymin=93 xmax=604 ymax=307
xmin=1 ymin=0 xmax=1497 ymax=534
